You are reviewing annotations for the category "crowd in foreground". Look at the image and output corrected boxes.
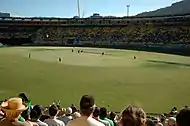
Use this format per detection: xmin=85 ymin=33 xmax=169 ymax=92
xmin=0 ymin=93 xmax=189 ymax=126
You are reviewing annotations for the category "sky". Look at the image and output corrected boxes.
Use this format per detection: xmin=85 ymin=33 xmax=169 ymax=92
xmin=0 ymin=0 xmax=182 ymax=18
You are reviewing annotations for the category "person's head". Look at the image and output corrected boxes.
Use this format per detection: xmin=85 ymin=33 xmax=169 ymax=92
xmin=93 ymin=107 xmax=100 ymax=118
xmin=57 ymin=108 xmax=66 ymax=117
xmin=66 ymin=107 xmax=72 ymax=116
xmin=49 ymin=105 xmax=59 ymax=117
xmin=30 ymin=105 xmax=43 ymax=120
xmin=0 ymin=97 xmax=28 ymax=120
xmin=18 ymin=93 xmax=28 ymax=103
xmin=146 ymin=119 xmax=156 ymax=126
xmin=120 ymin=105 xmax=146 ymax=126
xmin=168 ymin=117 xmax=176 ymax=126
xmin=176 ymin=107 xmax=190 ymax=126
xmin=160 ymin=117 xmax=165 ymax=124
xmin=110 ymin=111 xmax=116 ymax=120
xmin=99 ymin=107 xmax=108 ymax=118
xmin=80 ymin=95 xmax=95 ymax=116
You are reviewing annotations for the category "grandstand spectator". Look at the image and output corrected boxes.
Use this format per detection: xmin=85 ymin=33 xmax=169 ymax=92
xmin=146 ymin=119 xmax=156 ymax=126
xmin=70 ymin=104 xmax=77 ymax=114
xmin=18 ymin=93 xmax=32 ymax=121
xmin=109 ymin=112 xmax=117 ymax=126
xmin=72 ymin=112 xmax=81 ymax=119
xmin=44 ymin=105 xmax=65 ymax=126
xmin=0 ymin=97 xmax=31 ymax=126
xmin=57 ymin=108 xmax=66 ymax=117
xmin=99 ymin=107 xmax=114 ymax=126
xmin=66 ymin=95 xmax=104 ymax=126
xmin=176 ymin=107 xmax=190 ymax=126
xmin=119 ymin=105 xmax=146 ymax=126
xmin=58 ymin=107 xmax=72 ymax=125
xmin=93 ymin=107 xmax=110 ymax=126
xmin=167 ymin=117 xmax=176 ymax=126
xmin=30 ymin=105 xmax=48 ymax=126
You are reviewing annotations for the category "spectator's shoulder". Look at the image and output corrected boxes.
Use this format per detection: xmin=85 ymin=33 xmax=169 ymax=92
xmin=89 ymin=117 xmax=105 ymax=126
xmin=56 ymin=119 xmax=65 ymax=125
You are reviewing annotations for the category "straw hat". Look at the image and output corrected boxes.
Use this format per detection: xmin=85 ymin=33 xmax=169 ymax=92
xmin=0 ymin=97 xmax=28 ymax=112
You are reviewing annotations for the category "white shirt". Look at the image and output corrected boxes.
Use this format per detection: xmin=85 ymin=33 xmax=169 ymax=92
xmin=44 ymin=117 xmax=65 ymax=126
xmin=36 ymin=119 xmax=48 ymax=126
xmin=67 ymin=116 xmax=105 ymax=126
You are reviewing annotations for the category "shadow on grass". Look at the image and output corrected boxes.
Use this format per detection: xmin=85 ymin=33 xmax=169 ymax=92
xmin=147 ymin=60 xmax=190 ymax=68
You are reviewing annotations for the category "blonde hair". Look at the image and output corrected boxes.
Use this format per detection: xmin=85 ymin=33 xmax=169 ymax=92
xmin=120 ymin=105 xmax=146 ymax=126
xmin=5 ymin=111 xmax=22 ymax=119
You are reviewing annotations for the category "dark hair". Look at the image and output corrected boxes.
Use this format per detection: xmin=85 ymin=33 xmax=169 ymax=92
xmin=146 ymin=119 xmax=156 ymax=126
xmin=33 ymin=105 xmax=43 ymax=116
xmin=176 ymin=108 xmax=190 ymax=126
xmin=110 ymin=112 xmax=116 ymax=120
xmin=18 ymin=93 xmax=28 ymax=102
xmin=40 ymin=115 xmax=50 ymax=122
xmin=80 ymin=95 xmax=95 ymax=115
xmin=99 ymin=107 xmax=107 ymax=118
xmin=30 ymin=109 xmax=40 ymax=119
xmin=93 ymin=107 xmax=100 ymax=117
xmin=121 ymin=105 xmax=146 ymax=126
xmin=49 ymin=105 xmax=59 ymax=116
xmin=80 ymin=95 xmax=95 ymax=109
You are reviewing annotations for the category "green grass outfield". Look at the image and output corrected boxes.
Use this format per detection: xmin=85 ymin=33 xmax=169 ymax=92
xmin=0 ymin=46 xmax=190 ymax=113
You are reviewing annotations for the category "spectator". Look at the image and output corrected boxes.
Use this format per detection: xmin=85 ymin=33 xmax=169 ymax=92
xmin=66 ymin=95 xmax=104 ymax=126
xmin=93 ymin=107 xmax=110 ymax=126
xmin=119 ymin=105 xmax=146 ymax=126
xmin=30 ymin=105 xmax=48 ymax=126
xmin=0 ymin=97 xmax=31 ymax=126
xmin=70 ymin=104 xmax=77 ymax=114
xmin=146 ymin=119 xmax=156 ymax=126
xmin=167 ymin=117 xmax=176 ymax=126
xmin=72 ymin=112 xmax=81 ymax=119
xmin=176 ymin=107 xmax=190 ymax=126
xmin=99 ymin=107 xmax=114 ymax=126
xmin=109 ymin=112 xmax=117 ymax=126
xmin=18 ymin=93 xmax=32 ymax=121
xmin=58 ymin=107 xmax=73 ymax=125
xmin=44 ymin=105 xmax=65 ymax=126
xmin=57 ymin=108 xmax=66 ymax=117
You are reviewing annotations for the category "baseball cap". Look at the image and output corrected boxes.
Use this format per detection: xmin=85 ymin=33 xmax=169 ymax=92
xmin=80 ymin=95 xmax=95 ymax=109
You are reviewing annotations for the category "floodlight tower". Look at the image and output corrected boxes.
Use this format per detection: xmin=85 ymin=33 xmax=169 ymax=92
xmin=77 ymin=0 xmax=81 ymax=18
xmin=126 ymin=5 xmax=130 ymax=17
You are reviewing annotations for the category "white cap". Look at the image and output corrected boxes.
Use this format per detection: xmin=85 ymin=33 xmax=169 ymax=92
xmin=168 ymin=117 xmax=176 ymax=126
xmin=66 ymin=107 xmax=72 ymax=115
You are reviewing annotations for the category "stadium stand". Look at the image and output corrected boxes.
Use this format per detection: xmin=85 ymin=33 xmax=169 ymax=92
xmin=0 ymin=14 xmax=190 ymax=55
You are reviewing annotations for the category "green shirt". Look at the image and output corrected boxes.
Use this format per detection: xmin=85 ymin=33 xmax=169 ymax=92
xmin=100 ymin=117 xmax=114 ymax=126
xmin=19 ymin=116 xmax=25 ymax=122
